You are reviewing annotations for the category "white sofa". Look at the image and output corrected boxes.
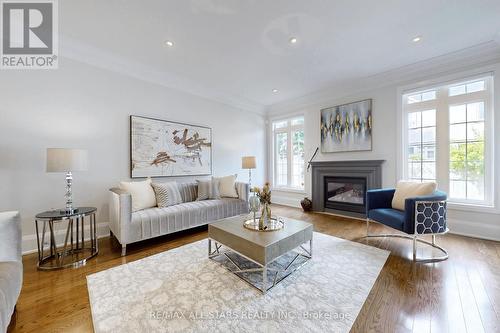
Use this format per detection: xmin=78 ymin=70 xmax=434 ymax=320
xmin=0 ymin=211 xmax=22 ymax=333
xmin=109 ymin=182 xmax=249 ymax=256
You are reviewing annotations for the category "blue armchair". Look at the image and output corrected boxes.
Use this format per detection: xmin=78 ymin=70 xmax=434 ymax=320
xmin=366 ymin=188 xmax=448 ymax=262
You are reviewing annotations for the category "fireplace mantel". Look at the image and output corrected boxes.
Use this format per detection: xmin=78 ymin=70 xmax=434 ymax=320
xmin=310 ymin=160 xmax=385 ymax=168
xmin=311 ymin=160 xmax=385 ymax=218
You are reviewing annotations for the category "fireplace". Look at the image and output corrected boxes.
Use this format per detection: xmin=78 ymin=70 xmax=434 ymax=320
xmin=311 ymin=160 xmax=384 ymax=218
xmin=324 ymin=177 xmax=367 ymax=214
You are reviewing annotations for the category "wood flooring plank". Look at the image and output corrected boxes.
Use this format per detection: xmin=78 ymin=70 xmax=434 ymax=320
xmin=453 ymin=261 xmax=486 ymax=333
xmin=390 ymin=256 xmax=416 ymax=333
xmin=467 ymin=266 xmax=500 ymax=332
xmin=443 ymin=262 xmax=468 ymax=333
xmin=429 ymin=263 xmax=449 ymax=333
xmin=411 ymin=263 xmax=431 ymax=333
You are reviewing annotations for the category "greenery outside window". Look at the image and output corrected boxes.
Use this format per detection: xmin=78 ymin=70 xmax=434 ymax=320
xmin=402 ymin=76 xmax=494 ymax=206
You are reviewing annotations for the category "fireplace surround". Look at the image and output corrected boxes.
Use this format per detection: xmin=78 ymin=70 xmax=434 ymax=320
xmin=311 ymin=160 xmax=384 ymax=218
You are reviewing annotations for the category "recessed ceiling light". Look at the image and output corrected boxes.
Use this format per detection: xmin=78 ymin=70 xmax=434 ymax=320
xmin=272 ymin=89 xmax=279 ymax=93
xmin=289 ymin=37 xmax=298 ymax=44
xmin=165 ymin=40 xmax=174 ymax=47
xmin=412 ymin=36 xmax=422 ymax=43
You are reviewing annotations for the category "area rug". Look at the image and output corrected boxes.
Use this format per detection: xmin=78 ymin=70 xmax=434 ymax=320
xmin=87 ymin=232 xmax=389 ymax=333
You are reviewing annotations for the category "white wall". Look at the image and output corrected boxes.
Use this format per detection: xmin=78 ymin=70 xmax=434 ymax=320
xmin=268 ymin=61 xmax=500 ymax=241
xmin=0 ymin=58 xmax=266 ymax=252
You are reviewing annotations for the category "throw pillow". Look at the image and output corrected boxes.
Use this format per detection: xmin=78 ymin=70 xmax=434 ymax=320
xmin=391 ymin=181 xmax=437 ymax=211
xmin=196 ymin=179 xmax=220 ymax=200
xmin=119 ymin=178 xmax=157 ymax=212
xmin=214 ymin=174 xmax=238 ymax=198
xmin=151 ymin=182 xmax=183 ymax=208
xmin=178 ymin=182 xmax=198 ymax=203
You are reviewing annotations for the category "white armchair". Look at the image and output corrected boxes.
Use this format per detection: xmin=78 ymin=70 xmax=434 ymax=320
xmin=0 ymin=211 xmax=23 ymax=333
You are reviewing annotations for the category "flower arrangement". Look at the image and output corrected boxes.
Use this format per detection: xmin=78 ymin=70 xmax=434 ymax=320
xmin=252 ymin=182 xmax=271 ymax=205
xmin=252 ymin=182 xmax=272 ymax=227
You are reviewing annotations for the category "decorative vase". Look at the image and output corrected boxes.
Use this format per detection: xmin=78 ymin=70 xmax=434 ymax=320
xmin=301 ymin=197 xmax=313 ymax=212
xmin=259 ymin=203 xmax=271 ymax=230
xmin=249 ymin=194 xmax=261 ymax=221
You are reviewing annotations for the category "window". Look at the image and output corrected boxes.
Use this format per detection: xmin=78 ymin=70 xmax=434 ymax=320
xmin=402 ymin=75 xmax=493 ymax=206
xmin=272 ymin=116 xmax=304 ymax=189
xmin=407 ymin=90 xmax=436 ymax=104
xmin=449 ymin=102 xmax=485 ymax=200
xmin=449 ymin=80 xmax=485 ymax=96
xmin=407 ymin=109 xmax=436 ymax=182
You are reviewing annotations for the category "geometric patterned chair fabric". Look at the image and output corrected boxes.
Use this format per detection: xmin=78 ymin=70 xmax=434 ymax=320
xmin=366 ymin=188 xmax=447 ymax=235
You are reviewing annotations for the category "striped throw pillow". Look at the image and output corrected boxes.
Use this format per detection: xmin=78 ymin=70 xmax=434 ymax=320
xmin=178 ymin=182 xmax=198 ymax=203
xmin=196 ymin=179 xmax=220 ymax=200
xmin=151 ymin=182 xmax=183 ymax=208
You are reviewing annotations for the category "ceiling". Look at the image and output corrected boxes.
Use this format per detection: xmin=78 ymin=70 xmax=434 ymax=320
xmin=60 ymin=0 xmax=500 ymax=109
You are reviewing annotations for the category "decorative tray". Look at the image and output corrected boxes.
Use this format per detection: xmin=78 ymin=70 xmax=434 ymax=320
xmin=243 ymin=217 xmax=284 ymax=232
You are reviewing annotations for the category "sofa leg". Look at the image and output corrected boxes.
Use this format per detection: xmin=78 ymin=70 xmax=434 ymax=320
xmin=121 ymin=245 xmax=126 ymax=257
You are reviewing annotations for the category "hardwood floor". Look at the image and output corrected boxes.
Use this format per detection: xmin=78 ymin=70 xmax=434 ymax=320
xmin=9 ymin=205 xmax=500 ymax=333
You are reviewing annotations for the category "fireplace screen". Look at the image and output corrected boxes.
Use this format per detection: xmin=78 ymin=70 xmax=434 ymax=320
xmin=324 ymin=177 xmax=367 ymax=214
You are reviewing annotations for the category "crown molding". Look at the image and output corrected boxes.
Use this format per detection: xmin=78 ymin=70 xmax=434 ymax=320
xmin=59 ymin=36 xmax=267 ymax=115
xmin=268 ymin=41 xmax=500 ymax=116
xmin=57 ymin=35 xmax=500 ymax=117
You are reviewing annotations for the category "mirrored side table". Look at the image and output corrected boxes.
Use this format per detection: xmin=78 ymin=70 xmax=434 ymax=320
xmin=35 ymin=207 xmax=98 ymax=270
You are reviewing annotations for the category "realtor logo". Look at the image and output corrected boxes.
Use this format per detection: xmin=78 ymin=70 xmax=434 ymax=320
xmin=1 ymin=0 xmax=58 ymax=69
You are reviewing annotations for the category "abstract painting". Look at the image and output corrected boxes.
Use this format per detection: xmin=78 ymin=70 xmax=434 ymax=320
xmin=130 ymin=116 xmax=212 ymax=177
xmin=320 ymin=99 xmax=372 ymax=153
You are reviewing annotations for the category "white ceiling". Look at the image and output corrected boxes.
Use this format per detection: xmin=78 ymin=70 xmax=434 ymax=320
xmin=60 ymin=0 xmax=500 ymax=110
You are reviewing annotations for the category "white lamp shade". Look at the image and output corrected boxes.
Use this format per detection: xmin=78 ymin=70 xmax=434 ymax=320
xmin=242 ymin=156 xmax=256 ymax=169
xmin=46 ymin=148 xmax=88 ymax=172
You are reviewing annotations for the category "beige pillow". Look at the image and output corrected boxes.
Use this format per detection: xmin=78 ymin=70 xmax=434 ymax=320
xmin=391 ymin=181 xmax=437 ymax=211
xmin=120 ymin=178 xmax=157 ymax=212
xmin=214 ymin=174 xmax=238 ymax=198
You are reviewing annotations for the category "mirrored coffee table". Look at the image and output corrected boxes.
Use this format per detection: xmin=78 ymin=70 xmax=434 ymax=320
xmin=208 ymin=215 xmax=313 ymax=294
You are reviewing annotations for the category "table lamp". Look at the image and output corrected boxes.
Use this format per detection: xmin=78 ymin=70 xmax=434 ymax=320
xmin=241 ymin=156 xmax=256 ymax=189
xmin=46 ymin=148 xmax=88 ymax=214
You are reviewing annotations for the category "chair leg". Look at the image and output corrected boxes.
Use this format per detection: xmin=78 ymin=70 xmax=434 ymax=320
xmin=413 ymin=236 xmax=417 ymax=261
xmin=364 ymin=227 xmax=448 ymax=262
xmin=366 ymin=218 xmax=370 ymax=236
xmin=121 ymin=245 xmax=127 ymax=257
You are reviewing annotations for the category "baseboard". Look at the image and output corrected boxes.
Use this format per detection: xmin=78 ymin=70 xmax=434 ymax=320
xmin=22 ymin=222 xmax=110 ymax=255
xmin=447 ymin=218 xmax=500 ymax=242
xmin=272 ymin=191 xmax=303 ymax=208
xmin=272 ymin=197 xmax=301 ymax=208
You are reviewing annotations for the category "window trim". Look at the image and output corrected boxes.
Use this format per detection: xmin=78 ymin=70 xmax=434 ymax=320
xmin=399 ymin=72 xmax=495 ymax=209
xmin=270 ymin=115 xmax=305 ymax=191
